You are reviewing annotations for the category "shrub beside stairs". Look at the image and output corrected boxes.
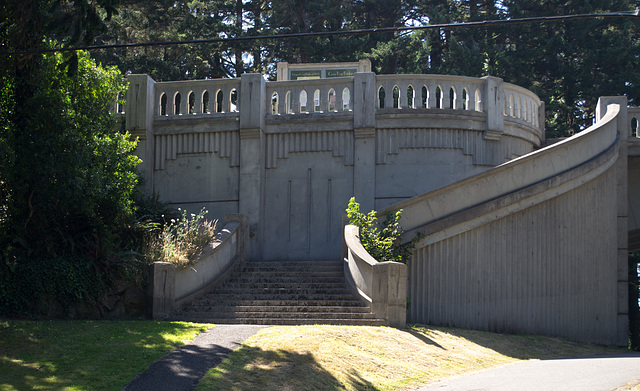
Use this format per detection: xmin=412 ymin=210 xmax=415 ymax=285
xmin=172 ymin=260 xmax=386 ymax=325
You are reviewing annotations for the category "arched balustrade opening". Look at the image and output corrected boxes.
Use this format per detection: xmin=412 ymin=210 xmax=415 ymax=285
xmin=449 ymin=87 xmax=456 ymax=109
xmin=300 ymin=90 xmax=308 ymax=112
xmin=188 ymin=92 xmax=195 ymax=114
xmin=216 ymin=90 xmax=224 ymax=113
xmin=435 ymin=86 xmax=442 ymax=109
xmin=378 ymin=86 xmax=386 ymax=109
xmin=174 ymin=92 xmax=181 ymax=115
xmin=271 ymin=92 xmax=279 ymax=114
xmin=342 ymin=87 xmax=350 ymax=110
xmin=314 ymin=89 xmax=321 ymax=112
xmin=407 ymin=85 xmax=415 ymax=109
xmin=230 ymin=89 xmax=238 ymax=112
xmin=202 ymin=91 xmax=210 ymax=113
xmin=160 ymin=93 xmax=167 ymax=115
xmin=422 ymin=86 xmax=428 ymax=108
xmin=392 ymin=85 xmax=400 ymax=108
xmin=328 ymin=88 xmax=337 ymax=111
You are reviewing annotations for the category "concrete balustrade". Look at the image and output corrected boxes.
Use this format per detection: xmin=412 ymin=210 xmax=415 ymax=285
xmin=148 ymin=214 xmax=248 ymax=319
xmin=155 ymin=78 xmax=241 ymax=116
xmin=343 ymin=224 xmax=407 ymax=328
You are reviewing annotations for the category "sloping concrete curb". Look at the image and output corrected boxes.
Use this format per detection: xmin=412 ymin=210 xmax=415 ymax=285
xmin=122 ymin=325 xmax=268 ymax=391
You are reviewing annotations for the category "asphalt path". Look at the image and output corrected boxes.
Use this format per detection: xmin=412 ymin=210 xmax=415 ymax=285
xmin=417 ymin=353 xmax=640 ymax=391
xmin=122 ymin=325 xmax=268 ymax=391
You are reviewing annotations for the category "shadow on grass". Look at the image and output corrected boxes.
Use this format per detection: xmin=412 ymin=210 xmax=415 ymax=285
xmin=409 ymin=324 xmax=625 ymax=361
xmin=198 ymin=345 xmax=380 ymax=391
xmin=0 ymin=320 xmax=211 ymax=391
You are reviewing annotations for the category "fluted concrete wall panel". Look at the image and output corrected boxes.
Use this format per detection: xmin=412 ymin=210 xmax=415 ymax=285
xmin=408 ymin=166 xmax=619 ymax=344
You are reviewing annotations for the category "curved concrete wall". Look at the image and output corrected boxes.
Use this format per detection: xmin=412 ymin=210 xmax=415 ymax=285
xmin=381 ymin=97 xmax=628 ymax=345
xmin=124 ymin=72 xmax=544 ymax=261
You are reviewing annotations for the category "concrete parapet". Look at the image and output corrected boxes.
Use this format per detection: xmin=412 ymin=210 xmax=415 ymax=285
xmin=343 ymin=224 xmax=407 ymax=328
xmin=148 ymin=214 xmax=248 ymax=319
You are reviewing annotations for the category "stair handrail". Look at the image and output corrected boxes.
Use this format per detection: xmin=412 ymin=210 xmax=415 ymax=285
xmin=381 ymin=99 xmax=623 ymax=243
xmin=343 ymin=224 xmax=407 ymax=328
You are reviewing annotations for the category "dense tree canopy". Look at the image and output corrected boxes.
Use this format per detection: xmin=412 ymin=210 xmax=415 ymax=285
xmin=2 ymin=0 xmax=640 ymax=316
xmin=91 ymin=0 xmax=640 ymax=136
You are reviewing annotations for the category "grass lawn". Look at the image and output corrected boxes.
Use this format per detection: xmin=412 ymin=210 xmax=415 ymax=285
xmin=197 ymin=324 xmax=627 ymax=391
xmin=0 ymin=320 xmax=212 ymax=391
xmin=0 ymin=320 xmax=631 ymax=391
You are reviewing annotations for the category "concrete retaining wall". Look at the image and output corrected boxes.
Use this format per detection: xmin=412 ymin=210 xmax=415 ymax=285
xmin=382 ymin=97 xmax=628 ymax=345
xmin=343 ymin=224 xmax=407 ymax=328
xmin=148 ymin=214 xmax=248 ymax=319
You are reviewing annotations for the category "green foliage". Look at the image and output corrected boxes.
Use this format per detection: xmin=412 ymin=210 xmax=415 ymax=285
xmin=346 ymin=197 xmax=418 ymax=264
xmin=0 ymin=49 xmax=143 ymax=316
xmin=145 ymin=208 xmax=218 ymax=268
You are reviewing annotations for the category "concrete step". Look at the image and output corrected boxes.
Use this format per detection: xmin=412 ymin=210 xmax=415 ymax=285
xmin=187 ymin=299 xmax=366 ymax=307
xmin=179 ymin=311 xmax=380 ymax=320
xmin=225 ymin=275 xmax=346 ymax=283
xmin=175 ymin=316 xmax=386 ymax=326
xmin=172 ymin=260 xmax=383 ymax=326
xmin=182 ymin=305 xmax=373 ymax=314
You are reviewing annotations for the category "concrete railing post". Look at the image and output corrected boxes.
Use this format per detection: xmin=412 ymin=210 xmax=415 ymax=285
xmin=125 ymin=74 xmax=156 ymax=194
xmin=482 ymin=76 xmax=504 ymax=141
xmin=148 ymin=262 xmax=176 ymax=319
xmin=238 ymin=74 xmax=266 ymax=260
xmin=353 ymin=72 xmax=376 ymax=212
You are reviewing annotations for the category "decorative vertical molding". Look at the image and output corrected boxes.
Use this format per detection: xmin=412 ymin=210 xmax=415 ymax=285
xmin=265 ymin=130 xmax=354 ymax=168
xmin=153 ymin=131 xmax=240 ymax=170
xmin=238 ymin=73 xmax=266 ymax=260
xmin=482 ymin=76 xmax=504 ymax=141
xmin=353 ymin=72 xmax=377 ymax=212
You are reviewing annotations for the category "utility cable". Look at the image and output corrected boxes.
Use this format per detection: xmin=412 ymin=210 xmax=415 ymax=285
xmin=1 ymin=10 xmax=639 ymax=56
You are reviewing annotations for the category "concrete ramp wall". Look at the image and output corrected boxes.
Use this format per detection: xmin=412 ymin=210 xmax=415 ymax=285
xmin=384 ymin=97 xmax=629 ymax=345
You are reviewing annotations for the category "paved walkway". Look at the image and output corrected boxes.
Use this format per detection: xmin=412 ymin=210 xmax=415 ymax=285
xmin=417 ymin=353 xmax=640 ymax=391
xmin=122 ymin=325 xmax=268 ymax=391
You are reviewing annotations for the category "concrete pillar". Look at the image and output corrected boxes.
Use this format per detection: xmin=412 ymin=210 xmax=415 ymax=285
xmin=597 ymin=96 xmax=630 ymax=347
xmin=238 ymin=74 xmax=266 ymax=260
xmin=353 ymin=72 xmax=376 ymax=212
xmin=538 ymin=101 xmax=546 ymax=143
xmin=125 ymin=74 xmax=156 ymax=194
xmin=482 ymin=76 xmax=504 ymax=141
xmin=148 ymin=262 xmax=175 ymax=319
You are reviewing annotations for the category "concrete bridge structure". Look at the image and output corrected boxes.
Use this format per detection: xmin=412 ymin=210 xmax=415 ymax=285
xmin=121 ymin=63 xmax=635 ymax=346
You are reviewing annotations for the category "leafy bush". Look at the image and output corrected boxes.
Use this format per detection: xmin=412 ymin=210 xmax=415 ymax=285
xmin=0 ymin=49 xmax=140 ymax=316
xmin=145 ymin=208 xmax=218 ymax=268
xmin=346 ymin=197 xmax=419 ymax=264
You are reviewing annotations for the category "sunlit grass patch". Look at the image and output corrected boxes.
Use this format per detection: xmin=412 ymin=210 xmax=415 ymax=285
xmin=0 ymin=320 xmax=212 ymax=391
xmin=197 ymin=324 xmax=625 ymax=391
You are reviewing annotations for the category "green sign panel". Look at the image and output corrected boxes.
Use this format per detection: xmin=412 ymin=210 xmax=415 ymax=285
xmin=326 ymin=68 xmax=357 ymax=78
xmin=290 ymin=70 xmax=322 ymax=80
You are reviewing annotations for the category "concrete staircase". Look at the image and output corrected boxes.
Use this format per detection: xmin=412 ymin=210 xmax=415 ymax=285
xmin=173 ymin=260 xmax=385 ymax=325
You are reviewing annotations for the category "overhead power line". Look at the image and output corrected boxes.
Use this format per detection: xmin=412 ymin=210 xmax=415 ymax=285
xmin=2 ymin=10 xmax=639 ymax=56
